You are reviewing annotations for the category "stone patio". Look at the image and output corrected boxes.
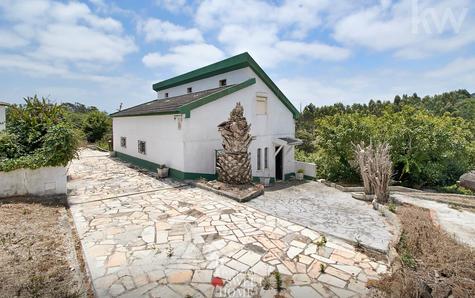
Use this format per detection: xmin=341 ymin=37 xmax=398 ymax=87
xmin=68 ymin=149 xmax=388 ymax=297
xmin=247 ymin=181 xmax=394 ymax=252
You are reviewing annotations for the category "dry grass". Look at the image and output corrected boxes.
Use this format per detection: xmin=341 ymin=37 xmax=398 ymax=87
xmin=374 ymin=205 xmax=475 ymax=297
xmin=0 ymin=196 xmax=91 ymax=297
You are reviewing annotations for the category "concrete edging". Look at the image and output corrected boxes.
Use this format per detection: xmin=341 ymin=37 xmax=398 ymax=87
xmin=192 ymin=181 xmax=263 ymax=202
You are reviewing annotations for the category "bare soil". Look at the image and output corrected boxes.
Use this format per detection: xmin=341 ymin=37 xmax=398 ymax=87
xmin=373 ymin=205 xmax=475 ymax=297
xmin=0 ymin=196 xmax=92 ymax=297
xmin=404 ymin=192 xmax=475 ymax=209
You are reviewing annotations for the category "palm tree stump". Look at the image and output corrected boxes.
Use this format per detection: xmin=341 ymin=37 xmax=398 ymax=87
xmin=216 ymin=102 xmax=252 ymax=184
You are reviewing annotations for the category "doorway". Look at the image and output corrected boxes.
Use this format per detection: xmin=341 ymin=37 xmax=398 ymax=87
xmin=275 ymin=146 xmax=283 ymax=180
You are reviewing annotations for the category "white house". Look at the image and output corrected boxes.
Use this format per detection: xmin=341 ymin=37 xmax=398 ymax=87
xmin=111 ymin=52 xmax=304 ymax=181
xmin=0 ymin=101 xmax=8 ymax=131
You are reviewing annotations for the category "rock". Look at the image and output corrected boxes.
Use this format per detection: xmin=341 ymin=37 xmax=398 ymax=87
xmin=372 ymin=199 xmax=379 ymax=210
xmin=459 ymin=171 xmax=475 ymax=191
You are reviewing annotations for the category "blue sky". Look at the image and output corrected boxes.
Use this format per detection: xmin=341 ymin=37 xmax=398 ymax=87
xmin=0 ymin=0 xmax=474 ymax=113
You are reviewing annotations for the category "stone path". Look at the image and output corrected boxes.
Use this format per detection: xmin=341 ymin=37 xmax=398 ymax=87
xmin=248 ymin=181 xmax=394 ymax=252
xmin=68 ymin=149 xmax=388 ymax=297
xmin=393 ymin=193 xmax=475 ymax=248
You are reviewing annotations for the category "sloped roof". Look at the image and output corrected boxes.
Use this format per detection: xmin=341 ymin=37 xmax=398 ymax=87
xmin=111 ymin=78 xmax=256 ymax=118
xmin=0 ymin=101 xmax=9 ymax=106
xmin=152 ymin=52 xmax=299 ymax=119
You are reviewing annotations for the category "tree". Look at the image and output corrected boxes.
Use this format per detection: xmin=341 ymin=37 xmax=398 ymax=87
xmin=216 ymin=103 xmax=252 ymax=184
xmin=83 ymin=110 xmax=110 ymax=143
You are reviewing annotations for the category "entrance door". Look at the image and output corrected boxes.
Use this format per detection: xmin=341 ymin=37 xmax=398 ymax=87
xmin=275 ymin=146 xmax=283 ymax=180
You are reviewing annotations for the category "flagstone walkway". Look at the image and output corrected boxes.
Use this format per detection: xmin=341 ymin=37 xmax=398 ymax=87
xmin=68 ymin=149 xmax=388 ymax=297
xmin=247 ymin=181 xmax=394 ymax=252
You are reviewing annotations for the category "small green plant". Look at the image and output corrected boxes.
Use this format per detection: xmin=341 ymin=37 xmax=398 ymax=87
xmin=261 ymin=275 xmax=271 ymax=290
xmin=297 ymin=168 xmax=305 ymax=174
xmin=273 ymin=271 xmax=284 ymax=294
xmin=398 ymin=232 xmax=417 ymax=269
xmin=153 ymin=244 xmax=161 ymax=255
xmin=388 ymin=202 xmax=397 ymax=213
xmin=166 ymin=246 xmax=174 ymax=257
xmin=320 ymin=263 xmax=326 ymax=273
xmin=315 ymin=235 xmax=327 ymax=247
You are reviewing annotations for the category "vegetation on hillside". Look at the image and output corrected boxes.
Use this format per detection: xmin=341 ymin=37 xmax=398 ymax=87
xmin=296 ymin=89 xmax=475 ymax=188
xmin=0 ymin=96 xmax=79 ymax=172
xmin=61 ymin=102 xmax=112 ymax=145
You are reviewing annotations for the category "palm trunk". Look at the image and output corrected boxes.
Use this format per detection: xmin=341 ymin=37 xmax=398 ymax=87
xmin=216 ymin=103 xmax=252 ymax=184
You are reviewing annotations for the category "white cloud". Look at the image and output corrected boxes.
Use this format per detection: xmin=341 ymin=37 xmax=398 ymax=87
xmin=34 ymin=24 xmax=135 ymax=63
xmin=218 ymin=25 xmax=350 ymax=67
xmin=196 ymin=0 xmax=338 ymax=38
xmin=426 ymin=57 xmax=475 ymax=78
xmin=0 ymin=0 xmax=135 ymax=66
xmin=333 ymin=0 xmax=475 ymax=58
xmin=138 ymin=18 xmax=203 ymax=43
xmin=142 ymin=43 xmax=225 ymax=73
xmin=196 ymin=0 xmax=352 ymax=67
xmin=154 ymin=0 xmax=190 ymax=13
xmin=278 ymin=60 xmax=474 ymax=109
xmin=0 ymin=29 xmax=29 ymax=48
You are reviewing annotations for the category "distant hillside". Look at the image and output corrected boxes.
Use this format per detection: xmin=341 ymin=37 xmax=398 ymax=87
xmin=298 ymin=89 xmax=474 ymax=122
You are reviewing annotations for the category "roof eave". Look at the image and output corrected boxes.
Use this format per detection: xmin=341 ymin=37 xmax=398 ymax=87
xmin=110 ymin=111 xmax=178 ymax=118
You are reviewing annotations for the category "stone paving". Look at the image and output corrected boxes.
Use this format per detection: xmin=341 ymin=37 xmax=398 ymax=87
xmin=68 ymin=149 xmax=389 ymax=297
xmin=248 ymin=181 xmax=394 ymax=252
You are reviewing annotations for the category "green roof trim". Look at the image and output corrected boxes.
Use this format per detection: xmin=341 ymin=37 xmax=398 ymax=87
xmin=178 ymin=78 xmax=256 ymax=118
xmin=153 ymin=52 xmax=299 ymax=119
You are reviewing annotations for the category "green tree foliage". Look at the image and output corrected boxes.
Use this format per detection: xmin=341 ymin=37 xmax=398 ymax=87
xmin=62 ymin=102 xmax=111 ymax=144
xmin=297 ymin=90 xmax=475 ymax=188
xmin=7 ymin=95 xmax=66 ymax=154
xmin=0 ymin=96 xmax=79 ymax=172
xmin=82 ymin=110 xmax=111 ymax=143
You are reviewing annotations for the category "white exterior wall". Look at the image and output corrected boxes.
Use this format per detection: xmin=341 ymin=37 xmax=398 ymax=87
xmin=182 ymin=67 xmax=296 ymax=178
xmin=156 ymin=68 xmax=253 ymax=99
xmin=295 ymin=161 xmax=316 ymax=178
xmin=113 ymin=115 xmax=185 ymax=171
xmin=0 ymin=106 xmax=5 ymax=131
xmin=0 ymin=166 xmax=67 ymax=198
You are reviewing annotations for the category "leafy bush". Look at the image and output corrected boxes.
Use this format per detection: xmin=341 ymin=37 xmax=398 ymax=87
xmin=0 ymin=96 xmax=79 ymax=172
xmin=7 ymin=95 xmax=65 ymax=154
xmin=300 ymin=106 xmax=475 ymax=188
xmin=82 ymin=110 xmax=111 ymax=143
xmin=0 ymin=132 xmax=22 ymax=160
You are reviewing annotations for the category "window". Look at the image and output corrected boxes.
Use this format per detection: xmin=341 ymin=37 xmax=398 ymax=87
xmin=219 ymin=79 xmax=227 ymax=87
xmin=120 ymin=137 xmax=126 ymax=148
xmin=256 ymin=96 xmax=267 ymax=115
xmin=187 ymin=87 xmax=192 ymax=93
xmin=264 ymin=147 xmax=268 ymax=169
xmin=165 ymin=92 xmax=169 ymax=98
xmin=138 ymin=140 xmax=146 ymax=155
xmin=257 ymin=148 xmax=262 ymax=170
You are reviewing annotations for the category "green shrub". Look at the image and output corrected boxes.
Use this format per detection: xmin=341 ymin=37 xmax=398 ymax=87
xmin=305 ymin=106 xmax=474 ymax=188
xmin=0 ymin=132 xmax=22 ymax=160
xmin=82 ymin=110 xmax=111 ymax=143
xmin=0 ymin=96 xmax=79 ymax=172
xmin=6 ymin=95 xmax=65 ymax=154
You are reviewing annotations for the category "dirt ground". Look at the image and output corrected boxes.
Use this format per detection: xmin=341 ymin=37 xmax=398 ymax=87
xmin=404 ymin=192 xmax=475 ymax=209
xmin=374 ymin=205 xmax=475 ymax=297
xmin=0 ymin=196 xmax=92 ymax=297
